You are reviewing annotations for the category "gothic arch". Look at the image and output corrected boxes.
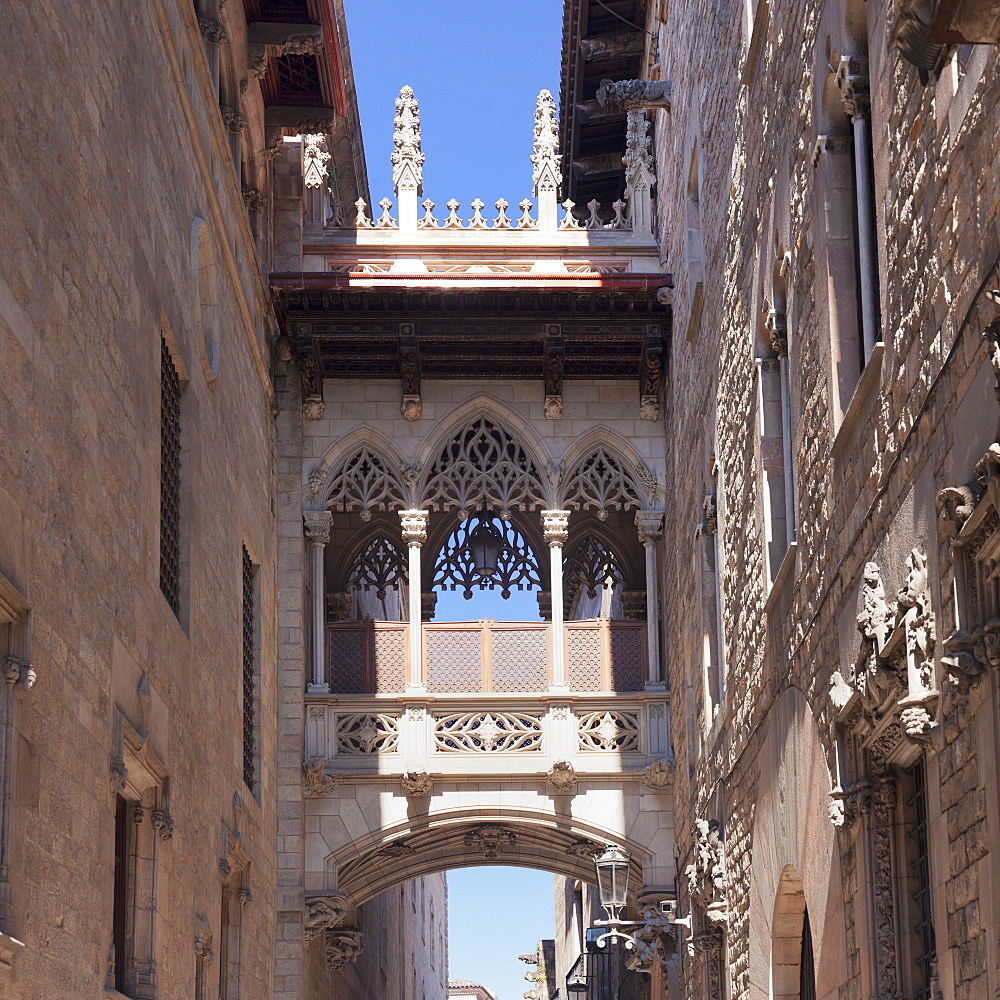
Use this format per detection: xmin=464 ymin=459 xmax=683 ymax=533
xmin=308 ymin=430 xmax=410 ymax=512
xmin=559 ymin=430 xmax=658 ymax=511
xmin=747 ymin=687 xmax=846 ymax=1000
xmin=415 ymin=395 xmax=555 ymax=502
xmin=419 ymin=411 xmax=548 ymax=517
xmin=333 ymin=525 xmax=408 ymax=597
xmin=318 ymin=806 xmax=653 ymax=907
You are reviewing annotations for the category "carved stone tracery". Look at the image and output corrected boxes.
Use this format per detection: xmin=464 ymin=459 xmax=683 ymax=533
xmin=325 ymin=448 xmax=407 ymax=520
xmin=564 ymin=448 xmax=642 ymax=520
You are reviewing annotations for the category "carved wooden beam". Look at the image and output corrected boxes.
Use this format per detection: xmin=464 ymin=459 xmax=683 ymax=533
xmin=580 ymin=31 xmax=645 ymax=61
xmin=399 ymin=323 xmax=422 ymax=421
xmin=297 ymin=335 xmax=325 ymax=420
xmin=544 ymin=324 xmax=565 ymax=420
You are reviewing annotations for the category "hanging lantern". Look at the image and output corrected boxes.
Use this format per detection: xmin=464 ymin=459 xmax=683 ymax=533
xmin=594 ymin=844 xmax=630 ymax=922
xmin=565 ymin=955 xmax=589 ymax=993
xmin=469 ymin=520 xmax=502 ymax=579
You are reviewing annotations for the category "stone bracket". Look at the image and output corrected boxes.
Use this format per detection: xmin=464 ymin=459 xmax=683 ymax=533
xmin=399 ymin=324 xmax=422 ymax=421
xmin=544 ymin=324 xmax=564 ymax=419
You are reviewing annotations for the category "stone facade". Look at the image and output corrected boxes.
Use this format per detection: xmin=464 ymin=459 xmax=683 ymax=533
xmin=650 ymin=0 xmax=1000 ymax=997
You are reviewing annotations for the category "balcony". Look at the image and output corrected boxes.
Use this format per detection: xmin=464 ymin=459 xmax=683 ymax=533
xmin=326 ymin=619 xmax=647 ymax=695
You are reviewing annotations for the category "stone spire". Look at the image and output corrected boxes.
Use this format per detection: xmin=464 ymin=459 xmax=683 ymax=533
xmin=623 ymin=111 xmax=655 ymax=235
xmin=530 ymin=90 xmax=561 ymax=234
xmin=392 ymin=85 xmax=424 ymax=232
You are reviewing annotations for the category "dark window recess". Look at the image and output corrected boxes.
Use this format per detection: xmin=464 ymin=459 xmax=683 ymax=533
xmin=160 ymin=339 xmax=181 ymax=615
xmin=910 ymin=760 xmax=936 ymax=1000
xmin=242 ymin=545 xmax=256 ymax=788
xmin=113 ymin=795 xmax=132 ymax=995
xmin=800 ymin=907 xmax=816 ymax=1000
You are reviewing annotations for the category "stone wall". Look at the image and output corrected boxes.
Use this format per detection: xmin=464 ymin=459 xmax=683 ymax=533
xmin=655 ymin=0 xmax=1000 ymax=997
xmin=0 ymin=0 xmax=279 ymax=994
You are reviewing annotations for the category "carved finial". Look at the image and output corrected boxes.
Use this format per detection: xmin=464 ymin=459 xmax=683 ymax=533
xmin=469 ymin=198 xmax=488 ymax=229
xmin=531 ymin=91 xmax=561 ymax=232
xmin=375 ymin=198 xmax=396 ymax=229
xmin=354 ymin=198 xmax=372 ymax=228
xmin=303 ymin=133 xmax=331 ymax=188
xmin=418 ymin=198 xmax=439 ymax=229
xmin=611 ymin=200 xmax=629 ymax=230
xmin=517 ymin=199 xmax=537 ymax=230
xmin=444 ymin=199 xmax=462 ymax=229
xmin=559 ymin=200 xmax=582 ymax=230
xmin=586 ymin=200 xmax=602 ymax=229
xmin=493 ymin=198 xmax=512 ymax=229
xmin=391 ymin=85 xmax=424 ymax=194
xmin=531 ymin=90 xmax=560 ymax=194
xmin=623 ymin=111 xmax=655 ymax=234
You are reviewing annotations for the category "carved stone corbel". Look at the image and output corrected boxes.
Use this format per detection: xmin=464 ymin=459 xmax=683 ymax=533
xmin=152 ymin=810 xmax=175 ymax=840
xmin=545 ymin=759 xmax=576 ymax=793
xmin=400 ymin=770 xmax=432 ymax=797
xmin=303 ymin=758 xmax=336 ymax=798
xmin=399 ymin=324 xmax=422 ymax=421
xmin=685 ymin=819 xmax=727 ymax=927
xmin=640 ymin=327 xmax=663 ymax=421
xmin=596 ymin=79 xmax=671 ymax=113
xmin=641 ymin=758 xmax=674 ymax=791
xmin=544 ymin=324 xmax=564 ymax=420
xmin=325 ymin=927 xmax=364 ymax=970
xmin=298 ymin=344 xmax=325 ymax=420
xmin=304 ymin=895 xmax=348 ymax=943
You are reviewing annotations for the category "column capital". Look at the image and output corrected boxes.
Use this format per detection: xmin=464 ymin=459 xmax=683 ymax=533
xmin=399 ymin=509 xmax=429 ymax=547
xmin=635 ymin=510 xmax=664 ymax=545
xmin=303 ymin=510 xmax=333 ymax=545
xmin=541 ymin=510 xmax=571 ymax=546
xmin=835 ymin=56 xmax=870 ymax=123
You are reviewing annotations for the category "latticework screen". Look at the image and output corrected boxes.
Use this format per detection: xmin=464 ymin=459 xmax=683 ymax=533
xmin=329 ymin=628 xmax=366 ymax=694
xmin=426 ymin=630 xmax=481 ymax=692
xmin=491 ymin=628 xmax=547 ymax=692
xmin=608 ymin=627 xmax=644 ymax=691
xmin=242 ymin=545 xmax=256 ymax=788
xmin=567 ymin=626 xmax=602 ymax=691
xmin=159 ymin=338 xmax=181 ymax=615
xmin=372 ymin=628 xmax=406 ymax=693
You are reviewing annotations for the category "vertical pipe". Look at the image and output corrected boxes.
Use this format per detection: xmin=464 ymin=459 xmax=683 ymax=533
xmin=779 ymin=355 xmax=795 ymax=543
xmin=853 ymin=115 xmax=879 ymax=361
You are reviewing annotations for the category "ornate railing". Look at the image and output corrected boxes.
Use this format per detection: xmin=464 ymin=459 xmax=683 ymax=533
xmin=325 ymin=620 xmax=646 ymax=695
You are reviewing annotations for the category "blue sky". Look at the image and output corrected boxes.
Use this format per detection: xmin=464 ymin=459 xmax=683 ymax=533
xmin=342 ymin=2 xmax=565 ymax=994
xmin=344 ymin=0 xmax=563 ymax=214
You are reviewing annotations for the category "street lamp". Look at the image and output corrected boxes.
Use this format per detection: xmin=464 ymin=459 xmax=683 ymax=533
xmin=469 ymin=519 xmax=502 ymax=579
xmin=594 ymin=845 xmax=631 ymax=922
xmin=591 ymin=845 xmax=684 ymax=967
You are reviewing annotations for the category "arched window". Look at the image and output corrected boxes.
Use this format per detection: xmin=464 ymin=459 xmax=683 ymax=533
xmin=431 ymin=516 xmax=541 ymax=603
xmin=563 ymin=533 xmax=627 ymax=619
xmin=326 ymin=447 xmax=406 ymax=520
xmin=423 ymin=417 xmax=545 ymax=517
xmin=343 ymin=532 xmax=407 ymax=621
xmin=563 ymin=447 xmax=641 ymax=519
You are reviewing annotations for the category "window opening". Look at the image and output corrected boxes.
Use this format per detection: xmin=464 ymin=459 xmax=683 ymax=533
xmin=563 ymin=533 xmax=626 ymax=619
xmin=908 ymin=760 xmax=935 ymax=1000
xmin=345 ymin=532 xmax=407 ymax=621
xmin=242 ymin=545 xmax=256 ymax=789
xmin=113 ymin=795 xmax=134 ymax=996
xmin=800 ymin=907 xmax=816 ymax=1000
xmin=160 ymin=338 xmax=181 ymax=615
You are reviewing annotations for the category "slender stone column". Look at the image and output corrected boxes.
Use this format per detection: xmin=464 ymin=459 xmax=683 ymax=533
xmin=399 ymin=510 xmax=430 ymax=689
xmin=635 ymin=512 xmax=665 ymax=687
xmin=542 ymin=511 xmax=571 ymax=690
xmin=304 ymin=512 xmax=333 ymax=693
xmin=838 ymin=58 xmax=879 ymax=361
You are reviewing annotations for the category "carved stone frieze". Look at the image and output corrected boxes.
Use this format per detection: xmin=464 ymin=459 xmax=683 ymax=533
xmin=378 ymin=840 xmax=417 ymax=859
xmin=566 ymin=839 xmax=603 ymax=859
xmin=325 ymin=927 xmax=364 ymax=970
xmin=304 ymin=895 xmax=348 ymax=943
